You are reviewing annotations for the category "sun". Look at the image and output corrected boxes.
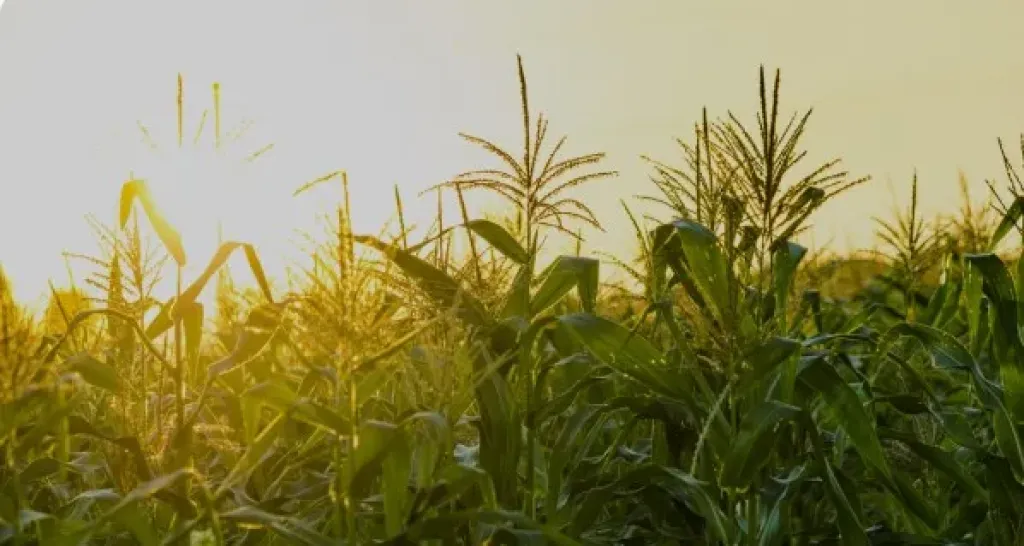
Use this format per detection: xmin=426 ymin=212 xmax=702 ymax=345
xmin=126 ymin=74 xmax=275 ymax=281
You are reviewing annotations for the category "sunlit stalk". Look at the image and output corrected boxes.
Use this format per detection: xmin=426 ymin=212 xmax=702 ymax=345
xmin=177 ymin=73 xmax=184 ymax=149
xmin=156 ymin=336 xmax=166 ymax=447
xmin=523 ymin=334 xmax=537 ymax=519
xmin=393 ymin=185 xmax=408 ymax=250
xmin=213 ymin=82 xmax=222 ymax=149
xmin=132 ymin=211 xmax=149 ymax=431
xmin=346 ymin=353 xmax=358 ymax=544
xmin=7 ymin=438 xmax=24 ymax=545
xmin=332 ymin=354 xmax=344 ymax=539
xmin=435 ymin=188 xmax=445 ymax=267
xmin=174 ymin=265 xmax=184 ymax=434
xmin=455 ymin=183 xmax=483 ymax=285
xmin=342 ymin=172 xmax=354 ymax=270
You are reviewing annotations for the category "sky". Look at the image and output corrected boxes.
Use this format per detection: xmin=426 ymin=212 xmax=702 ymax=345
xmin=2 ymin=0 xmax=1024 ymax=308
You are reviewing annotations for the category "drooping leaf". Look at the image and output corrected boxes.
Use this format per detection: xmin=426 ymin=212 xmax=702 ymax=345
xmin=771 ymin=241 xmax=807 ymax=324
xmin=798 ymin=357 xmax=892 ymax=480
xmin=63 ymin=353 xmax=120 ymax=393
xmin=532 ymin=256 xmax=599 ymax=315
xmin=119 ymin=179 xmax=185 ymax=266
xmin=67 ymin=416 xmax=153 ymax=480
xmin=87 ymin=469 xmax=195 ymax=536
xmin=243 ymin=382 xmax=349 ymax=435
xmin=19 ymin=458 xmax=60 ymax=484
xmin=671 ymin=220 xmax=731 ymax=324
xmin=175 ymin=242 xmax=273 ymax=319
xmin=742 ymin=336 xmax=801 ymax=386
xmin=465 ymin=219 xmax=529 ymax=264
xmin=989 ymin=196 xmax=1024 ymax=250
xmin=180 ymin=301 xmax=204 ymax=364
xmin=144 ymin=297 xmax=176 ymax=340
xmin=556 ymin=313 xmax=691 ymax=402
xmin=355 ymin=234 xmax=491 ymax=327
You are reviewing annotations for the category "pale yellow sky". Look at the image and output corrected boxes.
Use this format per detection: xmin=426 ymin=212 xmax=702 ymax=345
xmin=2 ymin=0 xmax=1024 ymax=306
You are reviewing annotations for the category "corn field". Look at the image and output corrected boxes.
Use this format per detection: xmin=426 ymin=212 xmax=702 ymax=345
xmin=4 ymin=56 xmax=1024 ymax=545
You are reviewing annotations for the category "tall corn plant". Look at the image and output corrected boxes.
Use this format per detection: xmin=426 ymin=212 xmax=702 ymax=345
xmin=66 ymin=214 xmax=169 ymax=425
xmin=356 ymin=55 xmax=614 ymax=524
xmin=640 ymin=67 xmax=870 ymax=360
xmin=641 ymin=108 xmax=739 ymax=236
xmin=431 ymin=54 xmax=617 ymax=251
xmin=873 ymin=172 xmax=944 ymax=322
xmin=712 ymin=67 xmax=869 ymax=258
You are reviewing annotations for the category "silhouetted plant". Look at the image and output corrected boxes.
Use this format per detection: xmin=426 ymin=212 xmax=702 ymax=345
xmin=641 ymin=108 xmax=739 ymax=235
xmin=429 ymin=55 xmax=617 ymax=253
xmin=713 ymin=67 xmax=869 ymax=254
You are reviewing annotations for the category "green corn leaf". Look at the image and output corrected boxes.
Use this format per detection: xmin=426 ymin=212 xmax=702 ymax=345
xmin=965 ymin=253 xmax=1024 ymax=422
xmin=772 ymin=241 xmax=807 ymax=326
xmin=243 ymin=382 xmax=349 ymax=436
xmin=798 ymin=356 xmax=892 ymax=480
xmin=821 ymin=458 xmax=869 ymax=546
xmin=880 ymin=429 xmax=988 ymax=502
xmin=556 ymin=312 xmax=692 ymax=403
xmin=670 ymin=220 xmax=731 ymax=325
xmin=63 ymin=353 xmax=120 ymax=393
xmin=887 ymin=322 xmax=1024 ymax=481
xmin=532 ymin=256 xmax=599 ymax=315
xmin=465 ymin=219 xmax=529 ymax=264
xmin=741 ymin=336 xmax=801 ymax=388
xmin=215 ymin=414 xmax=286 ymax=498
xmin=989 ymin=196 xmax=1024 ymax=250
xmin=355 ymin=234 xmax=492 ymax=328
xmin=719 ymin=400 xmax=801 ymax=488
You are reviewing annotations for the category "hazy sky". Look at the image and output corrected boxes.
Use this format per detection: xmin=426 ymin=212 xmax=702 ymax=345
xmin=2 ymin=0 xmax=1024 ymax=307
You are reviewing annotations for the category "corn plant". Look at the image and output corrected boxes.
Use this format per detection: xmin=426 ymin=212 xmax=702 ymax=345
xmin=872 ymin=172 xmax=945 ymax=322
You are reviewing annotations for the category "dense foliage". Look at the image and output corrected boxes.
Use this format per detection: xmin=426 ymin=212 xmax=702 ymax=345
xmin=4 ymin=57 xmax=1024 ymax=545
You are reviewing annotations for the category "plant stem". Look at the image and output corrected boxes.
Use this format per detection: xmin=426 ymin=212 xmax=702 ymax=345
xmin=174 ymin=265 xmax=184 ymax=435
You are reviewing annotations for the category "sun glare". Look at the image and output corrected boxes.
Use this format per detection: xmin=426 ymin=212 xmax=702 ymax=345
xmin=127 ymin=75 xmax=275 ymax=288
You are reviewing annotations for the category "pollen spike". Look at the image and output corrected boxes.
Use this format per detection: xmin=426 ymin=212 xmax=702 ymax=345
xmin=194 ymin=110 xmax=208 ymax=145
xmin=213 ymin=82 xmax=222 ymax=150
xmin=177 ymin=73 xmax=184 ymax=148
xmin=137 ymin=121 xmax=158 ymax=150
xmin=245 ymin=143 xmax=275 ymax=162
